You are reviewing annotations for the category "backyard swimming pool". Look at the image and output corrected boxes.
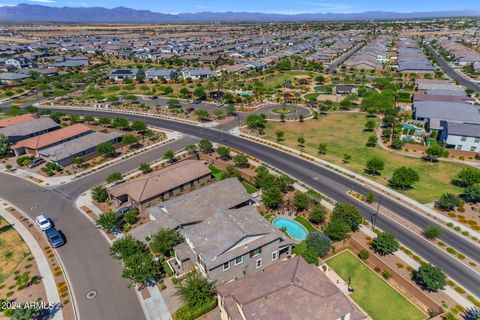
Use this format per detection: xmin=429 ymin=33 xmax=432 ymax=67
xmin=273 ymin=218 xmax=308 ymax=240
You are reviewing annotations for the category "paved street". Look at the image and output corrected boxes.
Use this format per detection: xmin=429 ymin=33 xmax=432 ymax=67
xmin=0 ymin=137 xmax=195 ymax=320
xmin=54 ymin=108 xmax=480 ymax=297
xmin=425 ymin=43 xmax=480 ymax=92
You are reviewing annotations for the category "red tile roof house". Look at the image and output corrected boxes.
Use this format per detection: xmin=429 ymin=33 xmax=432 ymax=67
xmin=0 ymin=114 xmax=35 ymax=128
xmin=11 ymin=123 xmax=92 ymax=157
xmin=217 ymin=256 xmax=367 ymax=320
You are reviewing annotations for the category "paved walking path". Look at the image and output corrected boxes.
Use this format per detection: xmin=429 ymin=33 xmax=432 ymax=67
xmin=0 ymin=200 xmax=64 ymax=320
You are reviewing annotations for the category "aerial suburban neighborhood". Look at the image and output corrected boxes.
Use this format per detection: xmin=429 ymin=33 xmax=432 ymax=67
xmin=0 ymin=1 xmax=480 ymax=320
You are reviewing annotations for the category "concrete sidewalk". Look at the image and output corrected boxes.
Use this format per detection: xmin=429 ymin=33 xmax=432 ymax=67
xmin=0 ymin=200 xmax=64 ymax=320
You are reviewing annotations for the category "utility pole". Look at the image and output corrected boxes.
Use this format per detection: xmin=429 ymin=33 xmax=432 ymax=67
xmin=371 ymin=199 xmax=381 ymax=231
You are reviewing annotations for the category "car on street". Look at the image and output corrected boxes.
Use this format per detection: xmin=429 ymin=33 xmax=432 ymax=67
xmin=28 ymin=158 xmax=44 ymax=168
xmin=46 ymin=228 xmax=64 ymax=248
xmin=35 ymin=215 xmax=53 ymax=231
xmin=214 ymin=102 xmax=224 ymax=107
xmin=190 ymin=99 xmax=202 ymax=104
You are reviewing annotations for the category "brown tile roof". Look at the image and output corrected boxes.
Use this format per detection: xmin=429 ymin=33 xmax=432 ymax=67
xmin=109 ymin=160 xmax=211 ymax=204
xmin=217 ymin=256 xmax=367 ymax=320
xmin=11 ymin=123 xmax=92 ymax=150
xmin=0 ymin=114 xmax=35 ymax=128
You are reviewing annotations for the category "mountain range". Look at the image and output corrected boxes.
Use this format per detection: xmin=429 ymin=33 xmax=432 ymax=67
xmin=0 ymin=4 xmax=479 ymax=23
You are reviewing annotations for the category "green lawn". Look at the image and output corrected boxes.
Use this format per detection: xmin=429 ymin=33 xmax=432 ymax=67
xmin=294 ymin=216 xmax=316 ymax=233
xmin=326 ymin=251 xmax=425 ymax=320
xmin=263 ymin=112 xmax=465 ymax=203
xmin=0 ymin=114 xmax=11 ymax=119
xmin=261 ymin=70 xmax=321 ymax=88
xmin=304 ymin=92 xmax=321 ymax=101
xmin=241 ymin=181 xmax=258 ymax=194
xmin=208 ymin=165 xmax=223 ymax=180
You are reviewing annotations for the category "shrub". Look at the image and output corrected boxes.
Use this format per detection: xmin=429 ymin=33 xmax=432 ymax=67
xmin=358 ymin=250 xmax=369 ymax=260
xmin=382 ymin=270 xmax=393 ymax=280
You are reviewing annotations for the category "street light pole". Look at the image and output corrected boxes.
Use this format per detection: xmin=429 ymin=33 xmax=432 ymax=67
xmin=371 ymin=199 xmax=381 ymax=230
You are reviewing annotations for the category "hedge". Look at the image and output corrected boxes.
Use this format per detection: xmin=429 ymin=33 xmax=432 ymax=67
xmin=162 ymin=261 xmax=173 ymax=277
xmin=173 ymin=299 xmax=217 ymax=320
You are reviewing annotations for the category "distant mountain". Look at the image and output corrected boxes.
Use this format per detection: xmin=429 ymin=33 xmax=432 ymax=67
xmin=0 ymin=4 xmax=479 ymax=23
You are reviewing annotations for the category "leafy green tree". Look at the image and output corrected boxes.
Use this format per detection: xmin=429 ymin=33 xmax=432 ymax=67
xmin=11 ymin=304 xmax=39 ymax=320
xmin=423 ymin=225 xmax=443 ymax=240
xmin=365 ymin=192 xmax=376 ymax=203
xmin=296 ymin=244 xmax=320 ymax=265
xmin=389 ymin=166 xmax=420 ymax=190
xmin=343 ymin=153 xmax=352 ymax=164
xmin=371 ymin=232 xmax=399 ymax=255
xmin=193 ymin=87 xmax=206 ymax=100
xmin=245 ymin=114 xmax=266 ymax=133
xmin=364 ymin=119 xmax=376 ymax=132
xmin=139 ymin=163 xmax=152 ymax=174
xmin=91 ymin=186 xmax=108 ymax=202
xmin=98 ymin=116 xmax=111 ymax=126
xmin=225 ymin=104 xmax=236 ymax=115
xmin=465 ymin=183 xmax=480 ymax=203
xmin=293 ymin=191 xmax=310 ymax=211
xmin=276 ymin=131 xmax=285 ymax=142
xmin=123 ymin=208 xmax=138 ymax=225
xmin=317 ymin=143 xmax=327 ymax=155
xmin=262 ymin=186 xmax=283 ymax=209
xmin=96 ymin=142 xmax=115 ymax=157
xmin=198 ymin=138 xmax=213 ymax=153
xmin=219 ymin=165 xmax=241 ymax=180
xmin=216 ymin=146 xmax=230 ymax=160
xmin=72 ymin=156 xmax=84 ymax=168
xmin=366 ymin=135 xmax=378 ymax=147
xmin=163 ymin=150 xmax=175 ymax=162
xmin=194 ymin=109 xmax=210 ymax=121
xmin=233 ymin=154 xmax=249 ymax=168
xmin=83 ymin=115 xmax=95 ymax=123
xmin=297 ymin=135 xmax=305 ymax=148
xmin=131 ymin=120 xmax=147 ymax=132
xmin=122 ymin=253 xmax=156 ymax=287
xmin=112 ymin=116 xmax=129 ymax=129
xmin=175 ymin=273 xmax=215 ymax=308
xmin=453 ymin=168 xmax=480 ymax=187
xmin=150 ymin=229 xmax=180 ymax=257
xmin=324 ymin=219 xmax=351 ymax=241
xmin=122 ymin=134 xmax=137 ymax=146
xmin=0 ymin=134 xmax=11 ymax=156
xmin=365 ymin=157 xmax=385 ymax=175
xmin=331 ymin=203 xmax=363 ymax=231
xmin=425 ymin=143 xmax=449 ymax=162
xmin=106 ymin=172 xmax=123 ymax=184
xmin=167 ymin=98 xmax=180 ymax=107
xmin=309 ymin=205 xmax=326 ymax=224
xmin=306 ymin=232 xmax=331 ymax=257
xmin=275 ymin=174 xmax=295 ymax=193
xmin=390 ymin=139 xmax=404 ymax=150
xmin=413 ymin=263 xmax=446 ymax=291
xmin=436 ymin=193 xmax=460 ymax=211
xmin=96 ymin=210 xmax=119 ymax=231
xmin=110 ymin=235 xmax=144 ymax=260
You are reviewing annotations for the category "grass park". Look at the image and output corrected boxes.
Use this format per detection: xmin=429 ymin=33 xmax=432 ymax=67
xmin=262 ymin=112 xmax=465 ymax=203
xmin=0 ymin=216 xmax=30 ymax=284
xmin=326 ymin=250 xmax=425 ymax=320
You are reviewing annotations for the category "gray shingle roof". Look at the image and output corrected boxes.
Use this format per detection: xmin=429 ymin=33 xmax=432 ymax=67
xmin=414 ymin=101 xmax=480 ymax=124
xmin=447 ymin=122 xmax=480 ymax=138
xmin=0 ymin=117 xmax=58 ymax=138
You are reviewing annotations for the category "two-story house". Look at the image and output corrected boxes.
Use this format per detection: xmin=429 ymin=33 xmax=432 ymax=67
xmin=441 ymin=122 xmax=480 ymax=153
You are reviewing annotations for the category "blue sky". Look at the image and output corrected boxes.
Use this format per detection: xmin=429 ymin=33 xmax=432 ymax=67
xmin=2 ymin=0 xmax=480 ymax=14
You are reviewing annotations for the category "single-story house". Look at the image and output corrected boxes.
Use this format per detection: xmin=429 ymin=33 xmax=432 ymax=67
xmin=0 ymin=114 xmax=35 ymax=128
xmin=0 ymin=72 xmax=30 ymax=83
xmin=108 ymin=69 xmax=144 ymax=81
xmin=181 ymin=68 xmax=213 ymax=80
xmin=335 ymin=84 xmax=355 ymax=95
xmin=440 ymin=122 xmax=480 ymax=153
xmin=11 ymin=123 xmax=92 ymax=157
xmin=0 ymin=117 xmax=60 ymax=143
xmin=5 ymin=57 xmax=34 ymax=69
xmin=108 ymin=160 xmax=212 ymax=211
xmin=217 ymin=256 xmax=367 ymax=320
xmin=413 ymin=101 xmax=480 ymax=131
xmin=37 ymin=131 xmax=122 ymax=167
xmin=145 ymin=68 xmax=177 ymax=81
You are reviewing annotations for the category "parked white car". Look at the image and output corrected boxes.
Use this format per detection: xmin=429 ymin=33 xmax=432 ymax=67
xmin=35 ymin=215 xmax=52 ymax=231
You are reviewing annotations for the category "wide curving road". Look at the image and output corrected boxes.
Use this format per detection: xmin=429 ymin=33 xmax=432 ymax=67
xmin=0 ymin=137 xmax=196 ymax=320
xmin=56 ymin=108 xmax=480 ymax=297
xmin=425 ymin=43 xmax=480 ymax=93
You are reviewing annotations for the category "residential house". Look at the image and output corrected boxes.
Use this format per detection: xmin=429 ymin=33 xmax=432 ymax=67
xmin=11 ymin=123 xmax=92 ymax=157
xmin=181 ymin=68 xmax=213 ymax=80
xmin=37 ymin=131 xmax=122 ymax=167
xmin=0 ymin=114 xmax=35 ymax=128
xmin=0 ymin=72 xmax=30 ymax=83
xmin=413 ymin=101 xmax=480 ymax=131
xmin=217 ymin=256 xmax=367 ymax=320
xmin=108 ymin=160 xmax=212 ymax=211
xmin=131 ymin=178 xmax=292 ymax=283
xmin=440 ymin=122 xmax=480 ymax=153
xmin=0 ymin=117 xmax=60 ymax=143
xmin=145 ymin=68 xmax=177 ymax=81
xmin=108 ymin=69 xmax=144 ymax=81
xmin=5 ymin=56 xmax=34 ymax=69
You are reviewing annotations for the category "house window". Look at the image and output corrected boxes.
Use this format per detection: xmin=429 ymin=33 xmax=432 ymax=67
xmin=475 ymin=138 xmax=480 ymax=143
xmin=250 ymin=247 xmax=262 ymax=258
xmin=223 ymin=261 xmax=230 ymax=271
xmin=471 ymin=147 xmax=477 ymax=152
xmin=272 ymin=251 xmax=278 ymax=261
xmin=457 ymin=145 xmax=463 ymax=150
xmin=256 ymin=258 xmax=263 ymax=269
xmin=461 ymin=136 xmax=467 ymax=142
xmin=235 ymin=256 xmax=244 ymax=265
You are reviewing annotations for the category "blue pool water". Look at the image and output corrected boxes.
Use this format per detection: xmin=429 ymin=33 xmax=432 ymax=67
xmin=273 ymin=218 xmax=308 ymax=240
xmin=403 ymin=125 xmax=415 ymax=130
